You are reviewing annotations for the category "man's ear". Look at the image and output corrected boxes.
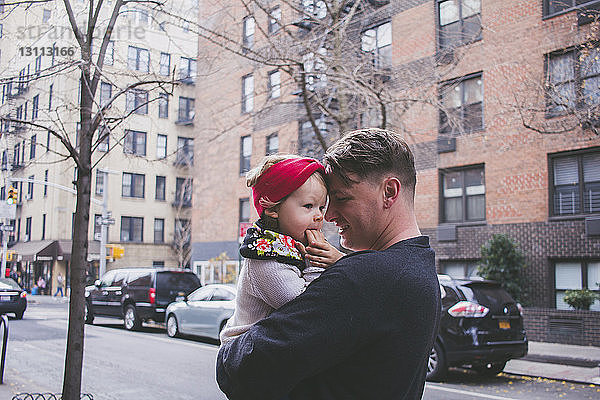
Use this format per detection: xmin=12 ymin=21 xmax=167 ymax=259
xmin=264 ymin=208 xmax=279 ymax=219
xmin=382 ymin=177 xmax=401 ymax=209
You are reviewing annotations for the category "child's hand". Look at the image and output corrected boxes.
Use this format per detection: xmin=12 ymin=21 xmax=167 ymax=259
xmin=303 ymin=230 xmax=344 ymax=268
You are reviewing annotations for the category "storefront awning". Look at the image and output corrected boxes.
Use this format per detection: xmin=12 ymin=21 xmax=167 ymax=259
xmin=58 ymin=240 xmax=100 ymax=262
xmin=9 ymin=240 xmax=57 ymax=262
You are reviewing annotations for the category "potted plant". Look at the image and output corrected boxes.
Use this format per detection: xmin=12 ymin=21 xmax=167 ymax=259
xmin=563 ymin=289 xmax=599 ymax=311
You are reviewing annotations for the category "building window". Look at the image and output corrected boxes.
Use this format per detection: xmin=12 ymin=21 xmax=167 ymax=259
xmin=242 ymin=16 xmax=255 ymax=51
xmin=121 ymin=216 xmax=143 ymax=242
xmin=546 ymin=47 xmax=600 ymax=116
xmin=441 ymin=165 xmax=485 ymax=223
xmin=239 ymin=198 xmax=250 ymax=223
xmin=126 ymin=89 xmax=148 ymax=114
xmin=160 ymin=52 xmax=171 ymax=76
xmin=177 ymin=97 xmax=194 ymax=123
xmin=175 ymin=177 xmax=192 ymax=207
xmin=32 ymin=94 xmax=39 ymax=119
xmin=266 ymin=133 xmax=279 ymax=155
xmin=299 ymin=118 xmax=328 ymax=158
xmin=127 ymin=46 xmax=150 ymax=72
xmin=174 ymin=218 xmax=191 ymax=248
xmin=555 ymin=261 xmax=600 ymax=311
xmin=98 ymin=125 xmax=109 ymax=152
xmin=240 ymin=135 xmax=252 ymax=174
xmin=25 ymin=217 xmax=31 ymax=241
xmin=48 ymin=84 xmax=53 ymax=111
xmin=47 ymin=130 xmax=51 ymax=152
xmin=123 ymin=129 xmax=147 ymax=156
xmin=550 ymin=149 xmax=600 ymax=216
xmin=44 ymin=170 xmax=48 ymax=197
xmin=95 ymin=171 xmax=104 ymax=196
xmin=361 ymin=22 xmax=392 ymax=67
xmin=155 ymin=176 xmax=166 ymax=201
xmin=441 ymin=260 xmax=480 ymax=279
xmin=100 ymin=81 xmax=112 ymax=107
xmin=303 ymin=48 xmax=327 ymax=91
xmin=544 ymin=0 xmax=600 ymax=17
xmin=104 ymin=41 xmax=114 ymax=65
xmin=176 ymin=136 xmax=194 ymax=165
xmin=242 ymin=74 xmax=254 ymax=113
xmin=269 ymin=6 xmax=281 ymax=34
xmin=122 ymin=172 xmax=145 ymax=198
xmin=179 ymin=57 xmax=197 ymax=82
xmin=42 ymin=214 xmax=46 ymax=240
xmin=437 ymin=0 xmax=481 ymax=49
xmin=27 ymin=175 xmax=34 ymax=200
xmin=13 ymin=143 xmax=20 ymax=167
xmin=42 ymin=8 xmax=51 ymax=23
xmin=158 ymin=93 xmax=169 ymax=118
xmin=154 ymin=218 xmax=165 ymax=243
xmin=439 ymin=73 xmax=483 ymax=134
xmin=35 ymin=55 xmax=42 ymax=75
xmin=268 ymin=70 xmax=281 ymax=99
xmin=29 ymin=135 xmax=36 ymax=159
xmin=156 ymin=134 xmax=167 ymax=159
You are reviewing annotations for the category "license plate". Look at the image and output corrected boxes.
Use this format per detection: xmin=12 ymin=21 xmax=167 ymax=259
xmin=499 ymin=320 xmax=511 ymax=329
xmin=0 ymin=296 xmax=10 ymax=302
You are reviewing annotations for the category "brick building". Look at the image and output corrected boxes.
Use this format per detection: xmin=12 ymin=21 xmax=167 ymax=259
xmin=193 ymin=0 xmax=600 ymax=345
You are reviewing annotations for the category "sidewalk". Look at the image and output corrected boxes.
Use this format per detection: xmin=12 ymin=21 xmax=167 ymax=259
xmin=504 ymin=341 xmax=600 ymax=384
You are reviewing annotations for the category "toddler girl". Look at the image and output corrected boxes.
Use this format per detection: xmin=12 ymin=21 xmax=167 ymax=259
xmin=220 ymin=155 xmax=343 ymax=344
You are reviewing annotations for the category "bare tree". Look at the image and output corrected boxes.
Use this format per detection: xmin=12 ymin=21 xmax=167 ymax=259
xmin=0 ymin=0 xmax=189 ymax=398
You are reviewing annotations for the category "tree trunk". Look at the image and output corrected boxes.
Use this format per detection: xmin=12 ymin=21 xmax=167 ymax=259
xmin=62 ymin=67 xmax=93 ymax=400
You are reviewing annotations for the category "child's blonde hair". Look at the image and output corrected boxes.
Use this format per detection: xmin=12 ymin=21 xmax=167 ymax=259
xmin=247 ymin=154 xmax=327 ymax=213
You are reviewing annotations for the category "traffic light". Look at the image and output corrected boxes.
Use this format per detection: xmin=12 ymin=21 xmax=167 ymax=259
xmin=6 ymin=186 xmax=17 ymax=205
xmin=106 ymin=244 xmax=125 ymax=259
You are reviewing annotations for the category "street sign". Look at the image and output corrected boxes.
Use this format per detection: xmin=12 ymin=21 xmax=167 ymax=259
xmin=102 ymin=218 xmax=115 ymax=225
xmin=0 ymin=204 xmax=16 ymax=220
xmin=0 ymin=225 xmax=14 ymax=232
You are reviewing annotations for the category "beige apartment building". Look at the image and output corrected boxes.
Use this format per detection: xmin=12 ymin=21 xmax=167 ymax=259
xmin=0 ymin=1 xmax=198 ymax=293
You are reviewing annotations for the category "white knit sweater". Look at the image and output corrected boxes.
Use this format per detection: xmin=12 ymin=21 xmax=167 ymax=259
xmin=219 ymin=258 xmax=324 ymax=344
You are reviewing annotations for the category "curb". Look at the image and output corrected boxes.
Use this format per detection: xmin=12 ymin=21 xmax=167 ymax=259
xmin=523 ymin=354 xmax=600 ymax=368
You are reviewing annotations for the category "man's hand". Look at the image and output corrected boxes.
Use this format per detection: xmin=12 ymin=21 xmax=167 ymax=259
xmin=303 ymin=230 xmax=344 ymax=268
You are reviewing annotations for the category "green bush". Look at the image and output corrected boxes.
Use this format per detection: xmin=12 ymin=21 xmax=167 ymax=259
xmin=478 ymin=234 xmax=527 ymax=304
xmin=563 ymin=289 xmax=599 ymax=311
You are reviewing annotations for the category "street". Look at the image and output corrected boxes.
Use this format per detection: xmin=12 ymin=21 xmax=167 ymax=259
xmin=0 ymin=300 xmax=598 ymax=400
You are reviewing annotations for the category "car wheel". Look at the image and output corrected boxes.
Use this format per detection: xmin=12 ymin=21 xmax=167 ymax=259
xmin=85 ymin=302 xmax=94 ymax=324
xmin=426 ymin=341 xmax=447 ymax=382
xmin=15 ymin=311 xmax=24 ymax=320
xmin=124 ymin=305 xmax=141 ymax=331
xmin=474 ymin=361 xmax=507 ymax=377
xmin=167 ymin=314 xmax=180 ymax=338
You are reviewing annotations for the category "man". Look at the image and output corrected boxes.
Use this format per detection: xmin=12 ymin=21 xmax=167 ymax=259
xmin=217 ymin=128 xmax=441 ymax=399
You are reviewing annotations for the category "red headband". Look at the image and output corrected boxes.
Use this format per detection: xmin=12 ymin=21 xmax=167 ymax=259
xmin=253 ymin=157 xmax=325 ymax=217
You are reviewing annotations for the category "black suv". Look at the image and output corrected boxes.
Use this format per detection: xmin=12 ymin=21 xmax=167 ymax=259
xmin=427 ymin=275 xmax=528 ymax=381
xmin=85 ymin=268 xmax=201 ymax=331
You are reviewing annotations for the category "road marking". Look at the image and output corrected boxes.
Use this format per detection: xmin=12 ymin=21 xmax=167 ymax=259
xmin=426 ymin=383 xmax=521 ymax=400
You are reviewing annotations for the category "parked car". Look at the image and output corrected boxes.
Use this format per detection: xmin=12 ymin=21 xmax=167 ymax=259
xmin=165 ymin=284 xmax=236 ymax=340
xmin=427 ymin=275 xmax=528 ymax=381
xmin=0 ymin=278 xmax=27 ymax=319
xmin=85 ymin=268 xmax=201 ymax=331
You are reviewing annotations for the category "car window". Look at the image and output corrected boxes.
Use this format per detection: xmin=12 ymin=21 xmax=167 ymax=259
xmin=212 ymin=288 xmax=235 ymax=301
xmin=127 ymin=270 xmax=152 ymax=287
xmin=100 ymin=270 xmax=117 ymax=287
xmin=441 ymin=284 xmax=460 ymax=308
xmin=459 ymin=282 xmax=515 ymax=307
xmin=188 ymin=286 xmax=214 ymax=301
xmin=0 ymin=278 xmax=21 ymax=290
xmin=113 ymin=271 xmax=128 ymax=287
xmin=156 ymin=272 xmax=200 ymax=293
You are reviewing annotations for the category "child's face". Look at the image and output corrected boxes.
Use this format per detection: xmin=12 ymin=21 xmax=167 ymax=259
xmin=266 ymin=174 xmax=327 ymax=245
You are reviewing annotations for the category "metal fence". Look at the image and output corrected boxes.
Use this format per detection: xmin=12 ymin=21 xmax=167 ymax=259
xmin=12 ymin=394 xmax=93 ymax=400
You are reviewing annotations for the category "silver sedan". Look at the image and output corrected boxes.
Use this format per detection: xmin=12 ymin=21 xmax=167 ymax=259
xmin=165 ymin=284 xmax=236 ymax=340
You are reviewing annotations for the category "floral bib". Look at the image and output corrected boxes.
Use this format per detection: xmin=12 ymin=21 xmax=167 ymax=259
xmin=239 ymin=221 xmax=306 ymax=271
